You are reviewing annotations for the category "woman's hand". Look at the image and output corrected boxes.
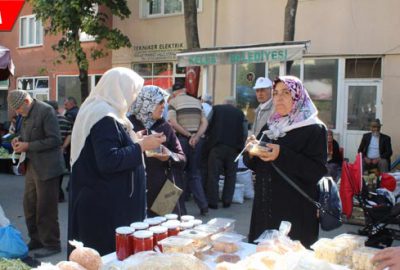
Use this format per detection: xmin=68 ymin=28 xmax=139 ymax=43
xmin=138 ymin=133 xmax=166 ymax=152
xmin=151 ymin=153 xmax=170 ymax=162
xmin=258 ymin=143 xmax=280 ymax=162
xmin=245 ymin=135 xmax=258 ymax=158
xmin=372 ymin=247 xmax=400 ymax=270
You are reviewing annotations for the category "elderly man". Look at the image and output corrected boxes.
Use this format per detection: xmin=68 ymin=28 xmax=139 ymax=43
xmin=358 ymin=118 xmax=392 ymax=172
xmin=8 ymin=90 xmax=65 ymax=258
xmin=252 ymin=77 xmax=273 ymax=138
xmin=167 ymin=81 xmax=209 ymax=215
xmin=64 ymin=96 xmax=79 ymax=123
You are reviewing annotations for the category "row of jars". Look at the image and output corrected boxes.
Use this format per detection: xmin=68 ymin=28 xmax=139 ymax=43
xmin=115 ymin=214 xmax=202 ymax=260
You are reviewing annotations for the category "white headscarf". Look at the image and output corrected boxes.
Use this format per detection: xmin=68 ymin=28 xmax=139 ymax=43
xmin=70 ymin=67 xmax=144 ymax=166
xmin=265 ymin=75 xmax=325 ymax=140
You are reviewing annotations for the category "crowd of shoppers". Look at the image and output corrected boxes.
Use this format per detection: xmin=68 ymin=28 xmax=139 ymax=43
xmin=7 ymin=66 xmax=397 ymax=259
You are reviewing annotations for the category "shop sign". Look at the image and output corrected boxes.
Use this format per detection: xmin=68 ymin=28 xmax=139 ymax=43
xmin=0 ymin=0 xmax=25 ymax=31
xmin=133 ymin=42 xmax=185 ymax=61
xmin=177 ymin=44 xmax=306 ymax=67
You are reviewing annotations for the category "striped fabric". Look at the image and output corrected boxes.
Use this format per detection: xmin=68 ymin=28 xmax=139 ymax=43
xmin=168 ymin=94 xmax=204 ymax=132
xmin=57 ymin=115 xmax=72 ymax=142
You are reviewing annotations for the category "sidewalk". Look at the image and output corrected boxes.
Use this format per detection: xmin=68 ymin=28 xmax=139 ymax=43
xmin=0 ymin=173 xmax=364 ymax=265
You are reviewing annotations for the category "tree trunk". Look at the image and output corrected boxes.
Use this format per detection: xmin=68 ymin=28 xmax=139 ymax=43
xmin=284 ymin=0 xmax=298 ymax=74
xmin=72 ymin=30 xmax=90 ymax=101
xmin=183 ymin=0 xmax=200 ymax=49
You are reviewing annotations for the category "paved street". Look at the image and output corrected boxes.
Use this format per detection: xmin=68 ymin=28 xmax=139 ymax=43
xmin=0 ymin=172 xmax=364 ymax=265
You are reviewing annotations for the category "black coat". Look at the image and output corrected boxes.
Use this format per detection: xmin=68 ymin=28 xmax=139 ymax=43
xmin=129 ymin=116 xmax=186 ymax=216
xmin=244 ymin=124 xmax=327 ymax=248
xmin=68 ymin=117 xmax=146 ymax=256
xmin=358 ymin=132 xmax=392 ymax=164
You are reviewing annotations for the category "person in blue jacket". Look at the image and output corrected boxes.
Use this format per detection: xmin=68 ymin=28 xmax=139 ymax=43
xmin=68 ymin=67 xmax=166 ymax=256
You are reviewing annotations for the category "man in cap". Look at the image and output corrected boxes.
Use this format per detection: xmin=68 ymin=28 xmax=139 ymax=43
xmin=167 ymin=81 xmax=209 ymax=215
xmin=8 ymin=90 xmax=65 ymax=258
xmin=358 ymin=118 xmax=392 ymax=172
xmin=252 ymin=77 xmax=273 ymax=138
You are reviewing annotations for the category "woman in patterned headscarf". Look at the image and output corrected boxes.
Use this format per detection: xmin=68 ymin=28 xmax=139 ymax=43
xmin=129 ymin=85 xmax=187 ymax=217
xmin=244 ymin=76 xmax=327 ymax=248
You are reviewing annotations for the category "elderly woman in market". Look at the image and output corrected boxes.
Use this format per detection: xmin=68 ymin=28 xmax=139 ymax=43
xmin=244 ymin=75 xmax=327 ymax=248
xmin=68 ymin=67 xmax=166 ymax=256
xmin=129 ymin=85 xmax=186 ymax=217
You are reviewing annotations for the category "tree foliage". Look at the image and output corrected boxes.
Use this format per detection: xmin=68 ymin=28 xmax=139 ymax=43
xmin=28 ymin=0 xmax=132 ymax=100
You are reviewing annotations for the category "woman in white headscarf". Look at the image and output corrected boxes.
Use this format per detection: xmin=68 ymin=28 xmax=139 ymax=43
xmin=244 ymin=75 xmax=327 ymax=248
xmin=128 ymin=85 xmax=186 ymax=217
xmin=68 ymin=68 xmax=165 ymax=256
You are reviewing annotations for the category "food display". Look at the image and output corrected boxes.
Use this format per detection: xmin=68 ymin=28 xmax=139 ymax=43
xmin=214 ymin=254 xmax=241 ymax=264
xmin=115 ymin=226 xmax=135 ymax=260
xmin=162 ymin=220 xmax=181 ymax=236
xmin=133 ymin=230 xmax=154 ymax=253
xmin=56 ymin=261 xmax=87 ymax=270
xmin=311 ymin=238 xmax=348 ymax=265
xmin=178 ymin=229 xmax=212 ymax=250
xmin=149 ymin=225 xmax=169 ymax=251
xmin=158 ymin=236 xmax=195 ymax=254
xmin=207 ymin=218 xmax=235 ymax=232
xmin=352 ymin=246 xmax=380 ymax=270
xmin=69 ymin=240 xmax=102 ymax=270
xmin=211 ymin=232 xmax=245 ymax=253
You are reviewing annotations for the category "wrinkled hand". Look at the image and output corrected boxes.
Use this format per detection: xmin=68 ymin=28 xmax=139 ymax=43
xmin=12 ymin=141 xmax=29 ymax=153
xmin=138 ymin=133 xmax=166 ymax=152
xmin=372 ymin=247 xmax=400 ymax=270
xmin=258 ymin=143 xmax=280 ymax=162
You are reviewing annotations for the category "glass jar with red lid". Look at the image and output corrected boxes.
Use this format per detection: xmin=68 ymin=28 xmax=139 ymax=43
xmin=133 ymin=230 xmax=154 ymax=254
xmin=162 ymin=220 xmax=181 ymax=236
xmin=149 ymin=226 xmax=168 ymax=251
xmin=115 ymin=226 xmax=134 ymax=260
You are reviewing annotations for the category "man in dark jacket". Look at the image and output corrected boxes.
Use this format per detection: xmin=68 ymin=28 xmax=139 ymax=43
xmin=205 ymin=97 xmax=247 ymax=209
xmin=8 ymin=90 xmax=65 ymax=258
xmin=358 ymin=118 xmax=392 ymax=172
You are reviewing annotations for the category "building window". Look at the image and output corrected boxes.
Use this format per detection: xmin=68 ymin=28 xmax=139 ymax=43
xmin=17 ymin=77 xmax=49 ymax=101
xmin=345 ymin=58 xmax=381 ymax=78
xmin=57 ymin=74 xmax=102 ymax=107
xmin=303 ymin=58 xmax=338 ymax=129
xmin=132 ymin=62 xmax=184 ymax=90
xmin=19 ymin=15 xmax=43 ymax=48
xmin=0 ymin=79 xmax=9 ymax=90
xmin=141 ymin=0 xmax=202 ymax=18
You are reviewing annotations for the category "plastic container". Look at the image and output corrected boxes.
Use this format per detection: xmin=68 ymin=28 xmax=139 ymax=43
xmin=249 ymin=141 xmax=272 ymax=156
xmin=192 ymin=219 xmax=203 ymax=226
xmin=158 ymin=236 xmax=194 ymax=254
xmin=178 ymin=229 xmax=211 ymax=250
xmin=133 ymin=230 xmax=154 ymax=253
xmin=352 ymin=246 xmax=380 ymax=270
xmin=149 ymin=226 xmax=168 ymax=251
xmin=180 ymin=215 xmax=195 ymax=222
xmin=194 ymin=224 xmax=220 ymax=237
xmin=180 ymin=221 xmax=194 ymax=231
xmin=207 ymin=218 xmax=236 ymax=232
xmin=115 ymin=226 xmax=134 ymax=260
xmin=130 ymin=222 xmax=149 ymax=231
xmin=211 ymin=232 xmax=246 ymax=253
xmin=164 ymin=213 xmax=178 ymax=220
xmin=162 ymin=220 xmax=181 ymax=236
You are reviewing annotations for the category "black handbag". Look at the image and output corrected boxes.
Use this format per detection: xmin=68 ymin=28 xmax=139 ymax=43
xmin=271 ymin=163 xmax=342 ymax=231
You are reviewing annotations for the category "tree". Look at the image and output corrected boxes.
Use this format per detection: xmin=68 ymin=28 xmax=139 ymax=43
xmin=183 ymin=0 xmax=200 ymax=50
xmin=28 ymin=0 xmax=132 ymax=101
xmin=283 ymin=0 xmax=298 ymax=74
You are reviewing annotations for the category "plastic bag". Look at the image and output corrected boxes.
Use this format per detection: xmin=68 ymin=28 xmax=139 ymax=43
xmin=0 ymin=225 xmax=28 ymax=258
xmin=0 ymin=205 xmax=10 ymax=227
xmin=236 ymin=170 xmax=254 ymax=199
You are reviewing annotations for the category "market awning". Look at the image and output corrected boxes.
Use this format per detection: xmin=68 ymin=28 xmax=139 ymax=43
xmin=0 ymin=46 xmax=15 ymax=80
xmin=176 ymin=41 xmax=310 ymax=67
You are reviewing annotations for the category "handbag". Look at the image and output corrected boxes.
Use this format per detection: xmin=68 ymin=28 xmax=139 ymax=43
xmin=271 ymin=163 xmax=342 ymax=231
xmin=150 ymin=164 xmax=183 ymax=216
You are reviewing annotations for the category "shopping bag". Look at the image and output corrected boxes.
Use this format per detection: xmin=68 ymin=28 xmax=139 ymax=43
xmin=0 ymin=225 xmax=28 ymax=258
xmin=150 ymin=179 xmax=182 ymax=216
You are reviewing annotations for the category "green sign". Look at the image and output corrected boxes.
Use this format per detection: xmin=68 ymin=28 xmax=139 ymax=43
xmin=177 ymin=44 xmax=306 ymax=67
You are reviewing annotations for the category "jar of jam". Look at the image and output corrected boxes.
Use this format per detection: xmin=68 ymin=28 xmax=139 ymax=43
xmin=149 ymin=226 xmax=168 ymax=251
xmin=164 ymin=213 xmax=178 ymax=220
xmin=130 ymin=221 xmax=149 ymax=231
xmin=133 ymin=230 xmax=154 ymax=254
xmin=180 ymin=221 xmax=194 ymax=231
xmin=192 ymin=219 xmax=203 ymax=226
xmin=180 ymin=215 xmax=195 ymax=222
xmin=144 ymin=217 xmax=161 ymax=227
xmin=162 ymin=220 xmax=181 ymax=236
xmin=115 ymin=226 xmax=134 ymax=260
xmin=153 ymin=216 xmax=167 ymax=224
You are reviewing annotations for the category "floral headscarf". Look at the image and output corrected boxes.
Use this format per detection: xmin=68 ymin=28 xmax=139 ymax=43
xmin=130 ymin=85 xmax=169 ymax=129
xmin=265 ymin=75 xmax=325 ymax=140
